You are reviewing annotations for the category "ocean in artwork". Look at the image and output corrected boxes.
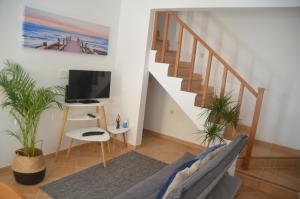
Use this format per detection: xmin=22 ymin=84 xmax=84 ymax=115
xmin=22 ymin=7 xmax=109 ymax=55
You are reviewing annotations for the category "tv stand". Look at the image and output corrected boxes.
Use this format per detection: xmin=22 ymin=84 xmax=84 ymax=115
xmin=79 ymin=99 xmax=99 ymax=104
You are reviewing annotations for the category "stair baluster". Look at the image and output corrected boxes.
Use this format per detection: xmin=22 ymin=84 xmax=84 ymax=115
xmin=161 ymin=13 xmax=169 ymax=62
xmin=202 ymin=51 xmax=213 ymax=106
xmin=188 ymin=38 xmax=197 ymax=92
xmin=174 ymin=24 xmax=183 ymax=77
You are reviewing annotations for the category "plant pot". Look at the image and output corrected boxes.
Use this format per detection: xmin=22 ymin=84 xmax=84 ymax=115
xmin=11 ymin=149 xmax=46 ymax=185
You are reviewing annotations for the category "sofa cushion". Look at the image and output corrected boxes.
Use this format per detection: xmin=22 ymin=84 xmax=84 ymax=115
xmin=113 ymin=152 xmax=195 ymax=199
xmin=156 ymin=159 xmax=197 ymax=199
xmin=161 ymin=145 xmax=226 ymax=199
xmin=195 ymin=144 xmax=225 ymax=160
xmin=165 ymin=135 xmax=247 ymax=199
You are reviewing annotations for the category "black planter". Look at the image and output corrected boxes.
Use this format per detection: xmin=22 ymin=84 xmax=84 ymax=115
xmin=13 ymin=169 xmax=46 ymax=185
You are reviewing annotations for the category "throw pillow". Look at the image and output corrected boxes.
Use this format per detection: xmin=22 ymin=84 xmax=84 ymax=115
xmin=156 ymin=159 xmax=197 ymax=199
xmin=195 ymin=144 xmax=225 ymax=160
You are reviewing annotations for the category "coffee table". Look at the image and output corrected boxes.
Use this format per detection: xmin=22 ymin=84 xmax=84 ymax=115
xmin=65 ymin=127 xmax=110 ymax=167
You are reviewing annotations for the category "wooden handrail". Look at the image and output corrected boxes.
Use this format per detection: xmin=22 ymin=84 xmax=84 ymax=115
xmin=152 ymin=11 xmax=265 ymax=170
xmin=167 ymin=11 xmax=258 ymax=97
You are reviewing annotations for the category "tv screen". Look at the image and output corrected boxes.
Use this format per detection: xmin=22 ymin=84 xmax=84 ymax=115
xmin=67 ymin=70 xmax=111 ymax=101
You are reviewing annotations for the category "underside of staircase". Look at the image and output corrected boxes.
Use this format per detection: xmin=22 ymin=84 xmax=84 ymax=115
xmin=147 ymin=11 xmax=300 ymax=198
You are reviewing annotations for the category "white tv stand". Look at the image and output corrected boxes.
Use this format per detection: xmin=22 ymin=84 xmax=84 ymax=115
xmin=55 ymin=101 xmax=109 ymax=159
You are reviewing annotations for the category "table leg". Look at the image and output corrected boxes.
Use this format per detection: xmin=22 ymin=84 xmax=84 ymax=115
xmin=100 ymin=142 xmax=106 ymax=167
xmin=122 ymin=133 xmax=127 ymax=148
xmin=66 ymin=138 xmax=74 ymax=158
xmin=107 ymin=140 xmax=111 ymax=153
xmin=114 ymin=135 xmax=117 ymax=152
xmin=96 ymin=106 xmax=101 ymax=128
xmin=55 ymin=107 xmax=69 ymax=160
xmin=100 ymin=106 xmax=108 ymax=130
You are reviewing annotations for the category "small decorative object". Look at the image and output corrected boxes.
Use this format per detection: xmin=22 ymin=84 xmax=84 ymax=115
xmin=122 ymin=120 xmax=129 ymax=128
xmin=116 ymin=114 xmax=121 ymax=129
xmin=22 ymin=7 xmax=110 ymax=56
xmin=0 ymin=60 xmax=63 ymax=185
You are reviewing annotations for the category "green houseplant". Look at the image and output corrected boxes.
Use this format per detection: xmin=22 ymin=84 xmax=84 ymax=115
xmin=200 ymin=94 xmax=239 ymax=148
xmin=0 ymin=60 xmax=63 ymax=185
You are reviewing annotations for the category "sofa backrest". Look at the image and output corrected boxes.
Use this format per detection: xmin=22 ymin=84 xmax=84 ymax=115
xmin=166 ymin=135 xmax=247 ymax=199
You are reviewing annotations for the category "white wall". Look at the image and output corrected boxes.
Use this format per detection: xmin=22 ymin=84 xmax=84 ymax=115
xmin=0 ymin=0 xmax=121 ymax=168
xmin=144 ymin=75 xmax=199 ymax=143
xmin=146 ymin=8 xmax=300 ymax=149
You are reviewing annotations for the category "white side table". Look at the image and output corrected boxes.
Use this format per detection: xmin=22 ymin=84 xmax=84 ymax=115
xmin=107 ymin=125 xmax=129 ymax=151
xmin=66 ymin=127 xmax=110 ymax=167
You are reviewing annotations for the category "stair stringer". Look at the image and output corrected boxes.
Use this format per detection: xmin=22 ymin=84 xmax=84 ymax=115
xmin=147 ymin=50 xmax=207 ymax=131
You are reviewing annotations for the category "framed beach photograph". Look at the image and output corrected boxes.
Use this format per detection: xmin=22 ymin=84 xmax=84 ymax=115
xmin=22 ymin=6 xmax=109 ymax=56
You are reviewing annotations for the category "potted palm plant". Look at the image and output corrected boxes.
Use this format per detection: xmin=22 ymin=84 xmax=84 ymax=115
xmin=0 ymin=61 xmax=63 ymax=185
xmin=200 ymin=94 xmax=239 ymax=148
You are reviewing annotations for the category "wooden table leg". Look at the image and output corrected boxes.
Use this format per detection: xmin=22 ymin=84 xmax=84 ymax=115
xmin=66 ymin=138 xmax=74 ymax=158
xmin=122 ymin=133 xmax=127 ymax=148
xmin=100 ymin=106 xmax=108 ymax=130
xmin=107 ymin=139 xmax=111 ymax=153
xmin=100 ymin=142 xmax=106 ymax=167
xmin=55 ymin=107 xmax=69 ymax=160
xmin=96 ymin=106 xmax=101 ymax=128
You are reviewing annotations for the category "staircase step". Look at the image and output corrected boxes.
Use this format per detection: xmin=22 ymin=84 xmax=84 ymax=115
xmin=156 ymin=50 xmax=176 ymax=63
xmin=194 ymin=90 xmax=214 ymax=107
xmin=154 ymin=39 xmax=169 ymax=51
xmin=236 ymin=157 xmax=300 ymax=170
xmin=168 ymin=65 xmax=195 ymax=80
xmin=239 ymin=140 xmax=300 ymax=159
xmin=181 ymin=77 xmax=203 ymax=93
xmin=236 ymin=170 xmax=299 ymax=199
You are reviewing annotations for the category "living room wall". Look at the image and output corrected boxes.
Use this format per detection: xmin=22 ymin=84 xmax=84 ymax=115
xmin=0 ymin=0 xmax=121 ymax=168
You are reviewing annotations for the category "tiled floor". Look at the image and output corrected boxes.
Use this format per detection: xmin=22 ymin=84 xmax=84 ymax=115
xmin=0 ymin=131 xmax=281 ymax=199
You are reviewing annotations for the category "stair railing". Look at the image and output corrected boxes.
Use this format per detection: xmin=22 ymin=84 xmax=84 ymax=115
xmin=151 ymin=11 xmax=265 ymax=170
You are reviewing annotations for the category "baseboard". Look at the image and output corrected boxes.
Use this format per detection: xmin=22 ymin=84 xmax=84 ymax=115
xmin=143 ymin=129 xmax=205 ymax=151
xmin=254 ymin=140 xmax=300 ymax=156
xmin=0 ymin=139 xmax=140 ymax=171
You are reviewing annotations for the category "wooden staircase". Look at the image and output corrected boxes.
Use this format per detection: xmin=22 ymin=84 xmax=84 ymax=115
xmin=151 ymin=11 xmax=300 ymax=198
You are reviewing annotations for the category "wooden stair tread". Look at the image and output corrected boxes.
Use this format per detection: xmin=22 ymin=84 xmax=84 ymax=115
xmin=236 ymin=171 xmax=299 ymax=199
xmin=237 ymin=167 xmax=300 ymax=192
xmin=238 ymin=140 xmax=300 ymax=159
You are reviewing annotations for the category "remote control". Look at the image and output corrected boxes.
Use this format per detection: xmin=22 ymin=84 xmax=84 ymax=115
xmin=82 ymin=131 xmax=104 ymax=136
xmin=87 ymin=113 xmax=96 ymax=118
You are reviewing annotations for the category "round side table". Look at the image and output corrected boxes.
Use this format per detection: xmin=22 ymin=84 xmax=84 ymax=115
xmin=107 ymin=125 xmax=129 ymax=151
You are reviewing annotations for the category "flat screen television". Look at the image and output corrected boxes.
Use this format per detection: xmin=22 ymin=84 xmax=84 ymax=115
xmin=66 ymin=70 xmax=111 ymax=103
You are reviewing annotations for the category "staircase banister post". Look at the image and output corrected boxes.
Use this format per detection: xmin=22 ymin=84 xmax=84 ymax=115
xmin=242 ymin=87 xmax=265 ymax=170
xmin=151 ymin=11 xmax=159 ymax=50
xmin=174 ymin=24 xmax=184 ymax=77
xmin=161 ymin=12 xmax=170 ymax=62
xmin=201 ymin=51 xmax=213 ymax=106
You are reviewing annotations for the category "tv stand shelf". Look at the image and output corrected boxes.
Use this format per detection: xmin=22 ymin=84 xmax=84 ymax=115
xmin=55 ymin=100 xmax=109 ymax=159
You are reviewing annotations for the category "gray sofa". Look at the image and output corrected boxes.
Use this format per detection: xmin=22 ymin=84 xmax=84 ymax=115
xmin=114 ymin=135 xmax=247 ymax=199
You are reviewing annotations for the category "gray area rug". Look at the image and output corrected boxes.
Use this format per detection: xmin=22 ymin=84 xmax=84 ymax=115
xmin=41 ymin=151 xmax=167 ymax=199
